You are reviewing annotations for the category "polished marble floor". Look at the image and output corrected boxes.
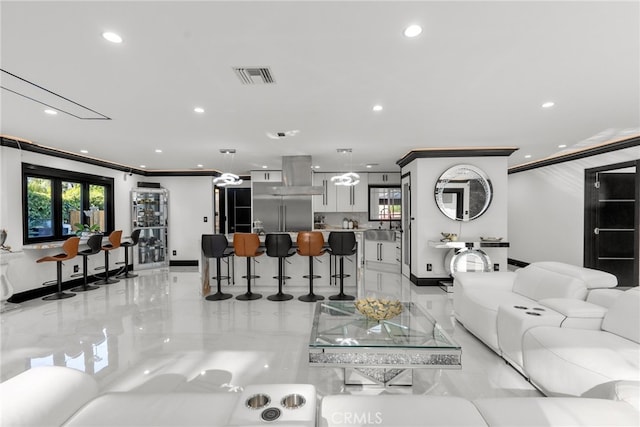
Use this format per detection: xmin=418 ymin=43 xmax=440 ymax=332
xmin=0 ymin=264 xmax=542 ymax=400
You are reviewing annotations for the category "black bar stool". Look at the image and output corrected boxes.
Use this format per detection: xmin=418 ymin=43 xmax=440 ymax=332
xmin=70 ymin=234 xmax=103 ymax=292
xmin=36 ymin=236 xmax=80 ymax=300
xmin=95 ymin=230 xmax=122 ymax=285
xmin=265 ymin=233 xmax=295 ymax=301
xmin=202 ymin=234 xmax=234 ymax=301
xmin=233 ymin=233 xmax=263 ymax=301
xmin=297 ymin=231 xmax=325 ymax=302
xmin=327 ymin=231 xmax=356 ymax=301
xmin=117 ymin=229 xmax=141 ymax=279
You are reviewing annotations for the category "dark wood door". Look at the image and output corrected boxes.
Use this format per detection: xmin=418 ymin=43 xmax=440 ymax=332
xmin=585 ymin=161 xmax=639 ymax=287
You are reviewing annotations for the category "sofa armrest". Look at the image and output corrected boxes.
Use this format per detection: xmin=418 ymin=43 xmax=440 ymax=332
xmin=454 ymin=272 xmax=517 ymax=292
xmin=586 ymin=288 xmax=624 ymax=308
xmin=539 ymin=298 xmax=608 ymax=329
xmin=0 ymin=366 xmax=99 ymax=427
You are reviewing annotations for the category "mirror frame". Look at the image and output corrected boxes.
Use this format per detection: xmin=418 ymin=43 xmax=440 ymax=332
xmin=434 ymin=164 xmax=493 ymax=221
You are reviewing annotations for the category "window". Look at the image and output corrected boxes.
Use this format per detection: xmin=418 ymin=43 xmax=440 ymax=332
xmin=368 ymin=186 xmax=401 ymax=221
xmin=22 ymin=163 xmax=114 ymax=244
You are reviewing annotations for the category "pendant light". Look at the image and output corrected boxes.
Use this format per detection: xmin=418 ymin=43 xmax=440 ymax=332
xmin=331 ymin=148 xmax=360 ymax=186
xmin=213 ymin=149 xmax=243 ymax=187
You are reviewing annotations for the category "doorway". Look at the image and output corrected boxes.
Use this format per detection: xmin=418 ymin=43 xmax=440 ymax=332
xmin=584 ymin=160 xmax=639 ymax=287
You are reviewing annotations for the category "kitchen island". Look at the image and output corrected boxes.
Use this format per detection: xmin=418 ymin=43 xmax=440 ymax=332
xmin=200 ymin=230 xmax=365 ymax=298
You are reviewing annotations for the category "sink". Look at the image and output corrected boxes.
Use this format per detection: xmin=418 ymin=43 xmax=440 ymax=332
xmin=364 ymin=230 xmax=396 ymax=241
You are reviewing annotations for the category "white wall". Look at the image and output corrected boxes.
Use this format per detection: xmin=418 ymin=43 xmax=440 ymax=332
xmin=150 ymin=176 xmax=215 ymax=261
xmin=404 ymin=156 xmax=509 ymax=279
xmin=508 ymin=145 xmax=640 ymax=265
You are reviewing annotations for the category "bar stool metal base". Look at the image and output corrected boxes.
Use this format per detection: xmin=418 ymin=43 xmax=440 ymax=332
xmin=116 ymin=271 xmax=138 ymax=279
xmin=236 ymin=292 xmax=262 ymax=301
xmin=94 ymin=277 xmax=119 ymax=285
xmin=43 ymin=292 xmax=75 ymax=300
xmin=267 ymin=292 xmax=293 ymax=301
xmin=70 ymin=284 xmax=100 ymax=292
xmin=329 ymin=293 xmax=355 ymax=301
xmin=298 ymin=293 xmax=324 ymax=302
xmin=205 ymin=292 xmax=233 ymax=301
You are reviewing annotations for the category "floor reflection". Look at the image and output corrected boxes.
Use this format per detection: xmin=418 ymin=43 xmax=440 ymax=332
xmin=0 ymin=265 xmax=541 ymax=400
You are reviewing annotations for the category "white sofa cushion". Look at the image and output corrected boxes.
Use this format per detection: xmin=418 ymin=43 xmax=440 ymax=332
xmin=523 ymin=326 xmax=640 ymax=396
xmin=512 ymin=263 xmax=589 ymax=301
xmin=602 ymin=288 xmax=640 ymax=344
xmin=63 ymin=392 xmax=239 ymax=426
xmin=582 ymin=380 xmax=640 ymax=411
xmin=319 ymin=395 xmax=487 ymax=426
xmin=525 ymin=262 xmax=618 ymax=289
xmin=473 ymin=397 xmax=639 ymax=426
xmin=0 ymin=367 xmax=99 ymax=427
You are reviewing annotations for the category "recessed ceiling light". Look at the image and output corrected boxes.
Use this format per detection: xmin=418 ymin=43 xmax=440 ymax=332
xmin=196 ymin=164 xmax=203 ymax=168
xmin=313 ymin=165 xmax=320 ymax=169
xmin=404 ymin=24 xmax=423 ymax=38
xmin=558 ymin=144 xmax=567 ymax=148
xmin=140 ymin=165 xmax=146 ymax=168
xmin=542 ymin=101 xmax=555 ymax=108
xmin=262 ymin=165 xmax=268 ymax=169
xmin=44 ymin=109 xmax=58 ymax=115
xmin=524 ymin=154 xmax=532 ymax=159
xmin=372 ymin=105 xmax=383 ymax=112
xmin=155 ymin=149 xmax=163 ymax=153
xmin=366 ymin=164 xmax=373 ymax=169
xmin=102 ymin=32 xmax=123 ymax=43
xmin=194 ymin=107 xmax=205 ymax=113
xmin=80 ymin=149 xmax=88 ymax=154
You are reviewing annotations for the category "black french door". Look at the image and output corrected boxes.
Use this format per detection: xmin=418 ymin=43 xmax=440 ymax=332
xmin=584 ymin=160 xmax=639 ymax=287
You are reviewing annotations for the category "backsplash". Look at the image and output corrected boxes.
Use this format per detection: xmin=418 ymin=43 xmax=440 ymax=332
xmin=315 ymin=212 xmax=401 ymax=230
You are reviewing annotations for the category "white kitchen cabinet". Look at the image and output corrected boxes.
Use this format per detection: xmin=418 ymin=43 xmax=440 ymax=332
xmin=336 ymin=173 xmax=368 ymax=212
xmin=250 ymin=170 xmax=282 ymax=182
xmin=313 ymin=172 xmax=337 ymax=212
xmin=364 ymin=240 xmax=397 ymax=265
xmin=368 ymin=172 xmax=401 ymax=185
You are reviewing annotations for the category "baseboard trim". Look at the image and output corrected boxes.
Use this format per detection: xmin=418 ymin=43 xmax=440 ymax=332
xmin=507 ymin=258 xmax=530 ymax=268
xmin=8 ymin=267 xmax=126 ymax=303
xmin=169 ymin=260 xmax=198 ymax=267
xmin=410 ymin=274 xmax=450 ymax=286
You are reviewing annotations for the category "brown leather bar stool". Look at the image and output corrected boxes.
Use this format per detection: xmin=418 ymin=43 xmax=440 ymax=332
xmin=297 ymin=231 xmax=325 ymax=302
xmin=95 ymin=230 xmax=122 ymax=285
xmin=116 ymin=229 xmax=141 ymax=279
xmin=36 ymin=236 xmax=80 ymax=300
xmin=233 ymin=233 xmax=263 ymax=301
xmin=327 ymin=231 xmax=356 ymax=301
xmin=70 ymin=234 xmax=103 ymax=292
xmin=265 ymin=233 xmax=295 ymax=301
xmin=202 ymin=234 xmax=234 ymax=301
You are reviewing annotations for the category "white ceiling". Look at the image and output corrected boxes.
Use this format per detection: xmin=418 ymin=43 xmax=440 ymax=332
xmin=1 ymin=1 xmax=639 ymax=175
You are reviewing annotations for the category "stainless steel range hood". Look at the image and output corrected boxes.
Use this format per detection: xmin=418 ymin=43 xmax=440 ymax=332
xmin=270 ymin=155 xmax=323 ymax=196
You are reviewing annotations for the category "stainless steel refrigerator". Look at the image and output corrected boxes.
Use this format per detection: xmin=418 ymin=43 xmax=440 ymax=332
xmin=252 ymin=182 xmax=313 ymax=232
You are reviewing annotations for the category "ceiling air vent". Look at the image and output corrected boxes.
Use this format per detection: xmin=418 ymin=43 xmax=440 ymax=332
xmin=233 ymin=67 xmax=275 ymax=85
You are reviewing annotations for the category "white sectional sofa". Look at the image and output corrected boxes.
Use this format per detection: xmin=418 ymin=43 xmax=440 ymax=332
xmin=0 ymin=367 xmax=316 ymax=427
xmin=453 ymin=261 xmax=640 ymax=401
xmin=319 ymin=394 xmax=640 ymax=426
xmin=453 ymin=261 xmax=618 ymax=354
xmin=2 ymin=366 xmax=639 ymax=427
xmin=523 ymin=288 xmax=640 ymax=397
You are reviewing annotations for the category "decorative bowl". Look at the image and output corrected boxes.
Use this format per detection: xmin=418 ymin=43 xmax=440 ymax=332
xmin=355 ymin=297 xmax=403 ymax=321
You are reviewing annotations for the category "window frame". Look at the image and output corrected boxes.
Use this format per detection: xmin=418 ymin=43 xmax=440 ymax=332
xmin=22 ymin=163 xmax=115 ymax=244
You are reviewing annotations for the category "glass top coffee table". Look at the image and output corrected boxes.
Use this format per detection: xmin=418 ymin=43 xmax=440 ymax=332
xmin=308 ymin=301 xmax=461 ymax=386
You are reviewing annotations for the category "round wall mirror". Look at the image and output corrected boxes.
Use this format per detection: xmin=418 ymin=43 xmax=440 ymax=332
xmin=434 ymin=164 xmax=493 ymax=221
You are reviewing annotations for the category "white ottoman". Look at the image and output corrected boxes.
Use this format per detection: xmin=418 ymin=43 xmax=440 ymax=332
xmin=497 ymin=304 xmax=564 ymax=374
